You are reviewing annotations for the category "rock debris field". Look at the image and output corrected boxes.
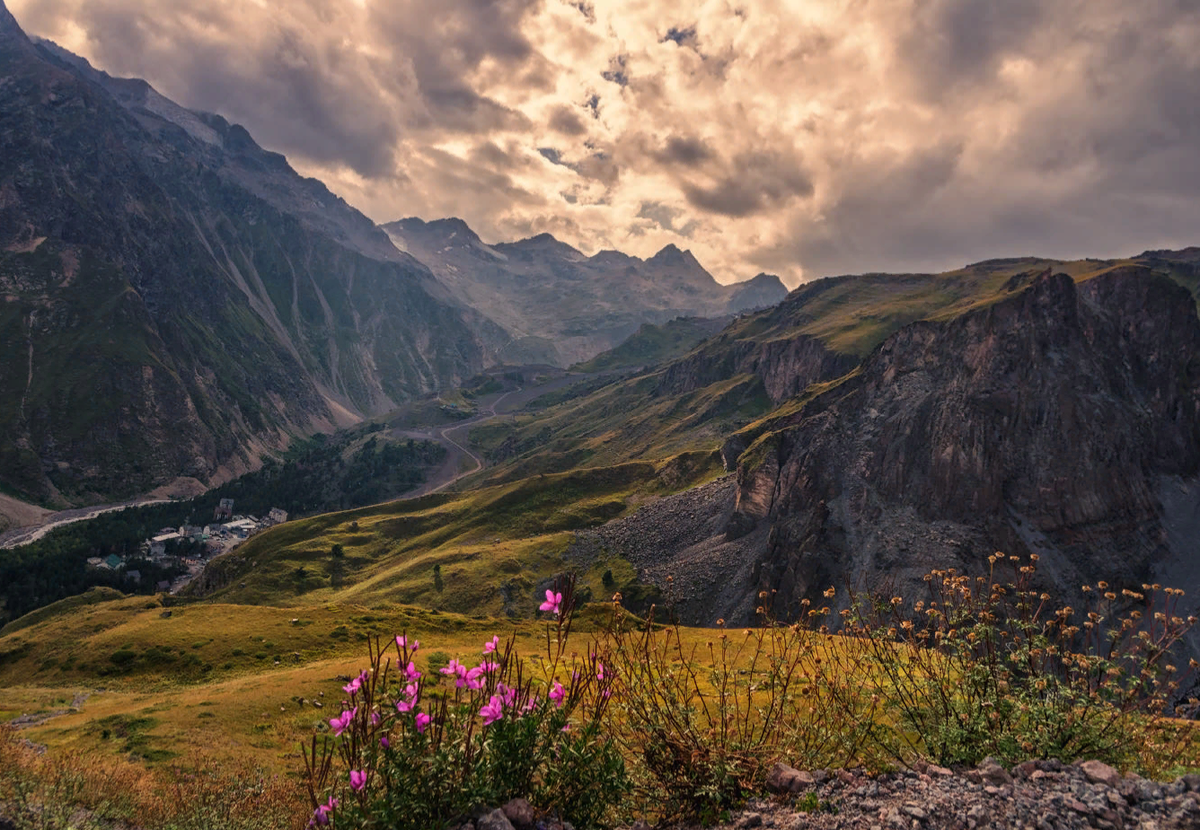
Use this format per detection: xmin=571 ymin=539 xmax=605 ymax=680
xmin=655 ymin=758 xmax=1200 ymax=830
xmin=450 ymin=758 xmax=1200 ymax=830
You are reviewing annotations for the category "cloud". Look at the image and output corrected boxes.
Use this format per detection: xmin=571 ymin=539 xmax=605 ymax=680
xmin=9 ymin=0 xmax=1200 ymax=287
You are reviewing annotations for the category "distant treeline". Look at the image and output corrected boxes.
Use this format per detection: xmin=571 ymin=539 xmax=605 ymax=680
xmin=0 ymin=429 xmax=444 ymax=626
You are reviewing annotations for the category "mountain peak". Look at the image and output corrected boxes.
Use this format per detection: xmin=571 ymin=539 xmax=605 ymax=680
xmin=502 ymin=232 xmax=583 ymax=258
xmin=648 ymin=243 xmax=702 ymax=269
xmin=1 ymin=0 xmax=28 ymax=41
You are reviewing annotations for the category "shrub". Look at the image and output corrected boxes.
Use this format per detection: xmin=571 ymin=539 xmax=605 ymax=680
xmin=302 ymin=578 xmax=629 ymax=829
xmin=824 ymin=554 xmax=1198 ymax=772
xmin=601 ymin=597 xmax=874 ymax=823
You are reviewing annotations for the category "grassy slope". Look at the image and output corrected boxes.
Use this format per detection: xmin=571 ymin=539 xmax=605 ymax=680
xmin=0 ymin=595 xmax=615 ymax=772
xmin=186 ymin=452 xmax=721 ymax=614
xmin=466 ymin=254 xmax=1200 ymax=489
xmin=572 ymin=316 xmax=731 ymax=373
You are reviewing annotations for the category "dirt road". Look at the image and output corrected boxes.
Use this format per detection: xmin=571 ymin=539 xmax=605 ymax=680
xmin=392 ymin=372 xmax=599 ymax=498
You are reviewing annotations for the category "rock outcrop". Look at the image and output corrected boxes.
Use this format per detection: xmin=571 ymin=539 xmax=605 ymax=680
xmin=732 ymin=267 xmax=1200 ymax=618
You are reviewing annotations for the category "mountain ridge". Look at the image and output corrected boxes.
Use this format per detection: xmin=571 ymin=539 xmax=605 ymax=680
xmin=382 ymin=216 xmax=788 ymax=366
xmin=0 ymin=14 xmax=489 ymax=503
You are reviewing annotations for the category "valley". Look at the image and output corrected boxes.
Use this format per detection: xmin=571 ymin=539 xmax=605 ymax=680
xmin=3 ymin=1 xmax=1200 ymax=828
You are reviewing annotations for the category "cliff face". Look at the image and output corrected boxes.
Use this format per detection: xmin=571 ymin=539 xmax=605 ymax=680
xmin=0 ymin=10 xmax=485 ymax=502
xmin=658 ymin=331 xmax=858 ymax=404
xmin=729 ymin=268 xmax=1200 ymax=614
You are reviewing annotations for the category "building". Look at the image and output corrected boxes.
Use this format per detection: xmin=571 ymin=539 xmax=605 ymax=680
xmin=126 ymin=569 xmax=142 ymax=584
xmin=267 ymin=507 xmax=288 ymax=525
xmin=214 ymin=498 xmax=235 ymax=521
xmin=149 ymin=530 xmax=182 ymax=557
xmin=103 ymin=554 xmax=123 ymax=570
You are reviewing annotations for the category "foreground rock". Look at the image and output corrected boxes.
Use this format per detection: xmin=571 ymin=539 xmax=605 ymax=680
xmin=634 ymin=759 xmax=1200 ymax=829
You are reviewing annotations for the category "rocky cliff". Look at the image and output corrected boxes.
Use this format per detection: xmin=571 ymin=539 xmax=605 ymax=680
xmin=0 ymin=6 xmax=485 ymax=503
xmin=728 ymin=267 xmax=1200 ymax=617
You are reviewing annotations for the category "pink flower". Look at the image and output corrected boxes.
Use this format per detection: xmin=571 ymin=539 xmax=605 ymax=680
xmin=396 ymin=682 xmax=420 ymax=713
xmin=415 ymin=711 xmax=431 ymax=733
xmin=522 ymin=696 xmax=539 ymax=715
xmin=539 ymin=589 xmax=563 ymax=616
xmin=596 ymin=661 xmax=606 ymax=681
xmin=329 ymin=707 xmax=357 ymax=736
xmin=483 ymin=635 xmax=500 ymax=654
xmin=370 ymin=711 xmax=381 ymax=726
xmin=440 ymin=659 xmax=469 ymax=688
xmin=343 ymin=669 xmax=370 ymax=696
xmin=549 ymin=681 xmax=565 ymax=708
xmin=380 ymin=736 xmax=390 ymax=749
xmin=466 ymin=661 xmax=498 ymax=684
xmin=395 ymin=634 xmax=408 ymax=650
xmin=496 ymin=682 xmax=517 ymax=708
xmin=310 ymin=797 xmax=338 ymax=827
xmin=480 ymin=695 xmax=504 ymax=726
xmin=349 ymin=769 xmax=367 ymax=792
xmin=404 ymin=661 xmax=421 ymax=682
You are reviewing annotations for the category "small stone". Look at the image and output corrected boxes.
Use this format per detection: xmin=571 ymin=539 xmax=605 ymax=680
xmin=1013 ymin=760 xmax=1040 ymax=778
xmin=901 ymin=804 xmax=928 ymax=820
xmin=501 ymin=798 xmax=535 ymax=829
xmin=1080 ymin=759 xmax=1122 ymax=788
xmin=1182 ymin=774 xmax=1200 ymax=793
xmin=1064 ymin=798 xmax=1091 ymax=814
xmin=766 ymin=762 xmax=815 ymax=794
xmin=976 ymin=757 xmax=1014 ymax=786
xmin=736 ymin=813 xmax=763 ymax=828
xmin=928 ymin=765 xmax=953 ymax=777
xmin=476 ymin=808 xmax=515 ymax=830
xmin=629 ymin=822 xmax=653 ymax=830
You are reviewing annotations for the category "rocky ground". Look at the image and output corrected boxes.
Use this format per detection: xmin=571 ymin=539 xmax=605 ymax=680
xmin=568 ymin=475 xmax=769 ymax=625
xmin=454 ymin=758 xmax=1200 ymax=830
xmin=648 ymin=758 xmax=1200 ymax=830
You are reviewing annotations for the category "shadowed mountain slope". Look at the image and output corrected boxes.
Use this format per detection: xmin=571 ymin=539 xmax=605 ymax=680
xmin=0 ymin=6 xmax=487 ymax=503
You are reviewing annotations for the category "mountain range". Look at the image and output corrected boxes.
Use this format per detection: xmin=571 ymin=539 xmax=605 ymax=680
xmin=385 ymin=217 xmax=785 ymax=366
xmin=0 ymin=2 xmax=782 ymax=508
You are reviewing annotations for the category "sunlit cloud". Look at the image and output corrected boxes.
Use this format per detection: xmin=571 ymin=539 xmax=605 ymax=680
xmin=10 ymin=0 xmax=1200 ymax=287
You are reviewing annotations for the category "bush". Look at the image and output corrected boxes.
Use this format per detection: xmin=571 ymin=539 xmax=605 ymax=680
xmin=302 ymin=578 xmax=629 ymax=829
xmin=601 ymin=599 xmax=873 ymax=823
xmin=824 ymin=554 xmax=1198 ymax=772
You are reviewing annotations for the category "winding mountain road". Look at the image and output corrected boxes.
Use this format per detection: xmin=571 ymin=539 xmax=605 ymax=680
xmin=392 ymin=372 xmax=595 ymax=498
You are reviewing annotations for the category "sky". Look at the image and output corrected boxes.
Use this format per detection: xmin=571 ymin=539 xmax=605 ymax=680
xmin=10 ymin=0 xmax=1200 ymax=287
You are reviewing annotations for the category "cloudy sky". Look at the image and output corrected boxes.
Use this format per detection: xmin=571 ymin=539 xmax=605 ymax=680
xmin=10 ymin=0 xmax=1200 ymax=286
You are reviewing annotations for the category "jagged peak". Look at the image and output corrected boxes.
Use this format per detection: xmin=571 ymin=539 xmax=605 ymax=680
xmin=739 ymin=272 xmax=786 ymax=287
xmin=500 ymin=232 xmax=583 ymax=258
xmin=384 ymin=217 xmax=483 ymax=246
xmin=648 ymin=243 xmax=696 ymax=264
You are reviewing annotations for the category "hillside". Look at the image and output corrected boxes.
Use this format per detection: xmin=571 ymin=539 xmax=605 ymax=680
xmin=0 ymin=9 xmax=489 ymax=504
xmin=383 ymin=217 xmax=788 ymax=366
xmin=571 ymin=315 xmax=732 ymax=373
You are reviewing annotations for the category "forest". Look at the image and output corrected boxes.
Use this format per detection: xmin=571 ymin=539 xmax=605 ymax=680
xmin=0 ymin=430 xmax=444 ymax=626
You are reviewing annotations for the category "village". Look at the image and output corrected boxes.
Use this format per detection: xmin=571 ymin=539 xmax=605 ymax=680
xmin=84 ymin=499 xmax=289 ymax=594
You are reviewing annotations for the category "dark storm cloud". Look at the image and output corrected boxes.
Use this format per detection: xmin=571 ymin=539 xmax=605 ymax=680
xmin=656 ymin=135 xmax=712 ymax=168
xmin=548 ymin=104 xmax=588 ymax=136
xmin=14 ymin=0 xmax=541 ymax=177
xmin=681 ymin=149 xmax=813 ymax=218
